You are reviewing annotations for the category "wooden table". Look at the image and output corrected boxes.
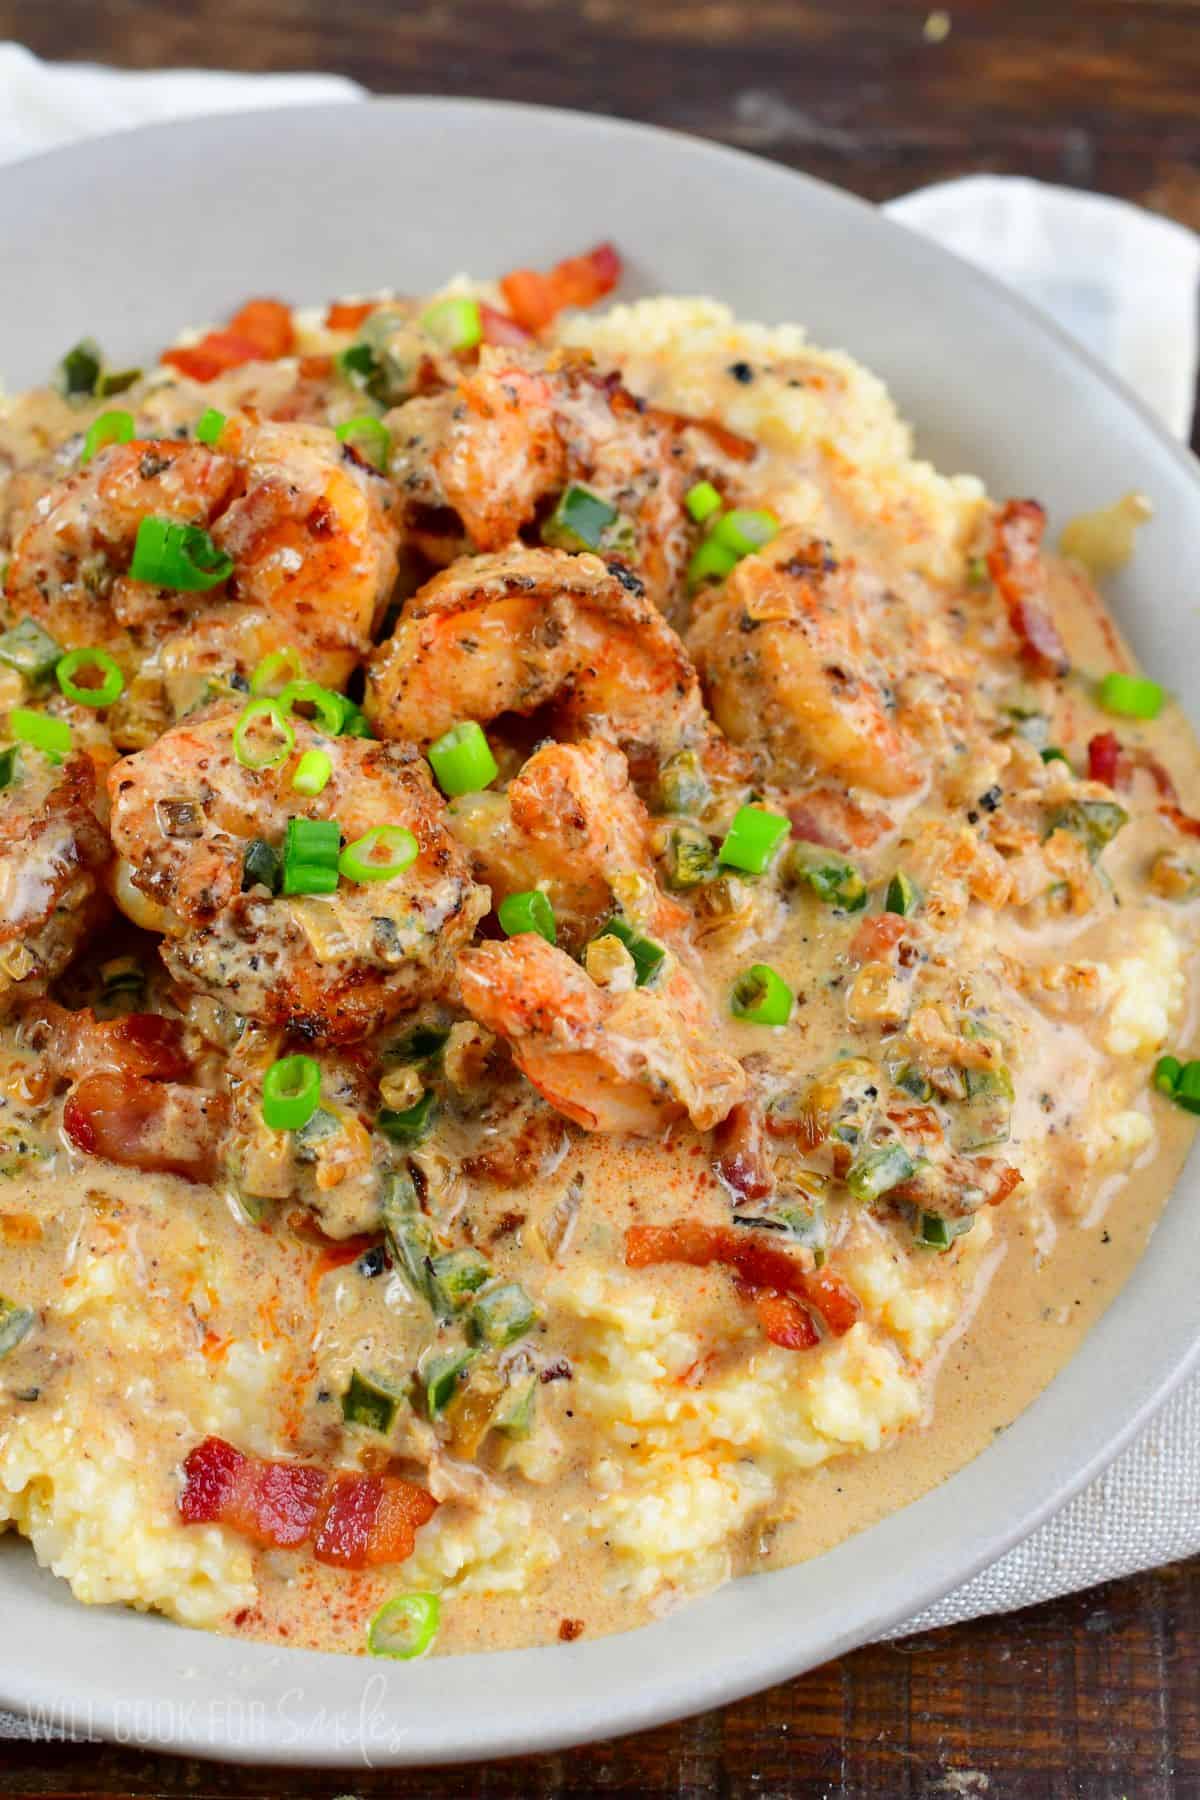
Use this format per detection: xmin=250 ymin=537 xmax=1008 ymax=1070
xmin=1 ymin=3 xmax=1198 ymax=1793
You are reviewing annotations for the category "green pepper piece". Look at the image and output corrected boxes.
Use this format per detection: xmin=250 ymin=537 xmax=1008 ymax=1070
xmin=655 ymin=748 xmax=711 ymax=817
xmin=663 ymin=823 xmax=718 ymax=891
xmin=0 ymin=618 xmax=63 ymax=683
xmin=429 ymin=1247 xmax=492 ymax=1314
xmin=915 ymin=1211 xmax=976 ymax=1251
xmin=378 ymin=1090 xmax=438 ymax=1144
xmin=884 ymin=871 xmax=920 ymax=917
xmin=845 ymin=1143 xmax=916 ymax=1204
xmin=492 ymin=1373 xmax=538 ymax=1439
xmin=1043 ymin=799 xmax=1128 ymax=861
xmin=423 ymin=1347 xmax=475 ymax=1419
xmin=341 ymin=1369 xmax=406 ymax=1434
xmin=0 ymin=1296 xmax=34 ymax=1358
xmin=788 ymin=841 xmax=869 ymax=912
xmin=467 ymin=1282 xmax=538 ymax=1348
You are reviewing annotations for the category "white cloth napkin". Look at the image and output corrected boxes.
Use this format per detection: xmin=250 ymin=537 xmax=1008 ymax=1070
xmin=0 ymin=45 xmax=1198 ymax=1742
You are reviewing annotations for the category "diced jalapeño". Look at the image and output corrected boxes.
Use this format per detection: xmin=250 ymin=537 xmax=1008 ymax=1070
xmin=468 ymin=1282 xmax=538 ymax=1348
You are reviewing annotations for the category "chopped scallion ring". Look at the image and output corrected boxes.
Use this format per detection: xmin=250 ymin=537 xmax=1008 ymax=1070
xmin=884 ymin=870 xmax=920 ymax=917
xmin=541 ymin=483 xmax=618 ymax=552
xmin=249 ymin=647 xmax=304 ymax=697
xmin=718 ymin=804 xmax=790 ymax=875
xmin=709 ymin=508 xmax=779 ymax=557
xmin=685 ymin=480 xmax=722 ymax=524
xmin=129 ymin=517 xmax=233 ymax=591
xmin=10 ymin=708 xmax=71 ymax=763
xmin=277 ymin=679 xmax=348 ymax=736
xmin=498 ymin=889 xmax=557 ymax=944
xmin=292 ymin=748 xmax=332 ymax=796
xmin=427 ymin=720 xmax=498 ymax=797
xmin=195 ymin=407 xmax=227 ymax=445
xmin=55 ymin=647 xmax=124 ymax=709
xmin=282 ymin=816 xmax=341 ymax=895
xmin=420 ymin=296 xmax=483 ymax=352
xmin=367 ymin=1592 xmax=441 ymax=1660
xmin=335 ymin=414 xmax=391 ymax=472
xmin=80 ymin=409 xmax=135 ymax=465
xmin=687 ymin=536 xmax=739 ymax=591
xmin=232 ymin=698 xmax=295 ymax=771
xmin=730 ymin=963 xmax=794 ymax=1026
xmin=1153 ymin=1055 xmax=1182 ymax=1097
xmin=1097 ymin=671 xmax=1164 ymax=720
xmin=261 ymin=1054 xmax=321 ymax=1132
xmin=338 ymin=824 xmax=418 ymax=884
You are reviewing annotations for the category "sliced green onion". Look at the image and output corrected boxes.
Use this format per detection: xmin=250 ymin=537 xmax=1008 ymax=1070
xmin=335 ymin=414 xmax=391 ymax=472
xmin=10 ymin=708 xmax=71 ymax=763
xmin=241 ymin=837 xmax=282 ymax=894
xmin=342 ymin=1370 xmax=405 ymax=1435
xmin=338 ymin=702 xmax=373 ymax=739
xmin=338 ymin=342 xmax=377 ymax=387
xmin=57 ymin=339 xmax=102 ymax=398
xmin=195 ymin=407 xmax=227 ymax=445
xmin=277 ymin=679 xmax=348 ymax=736
xmin=787 ymin=842 xmax=869 ymax=912
xmin=291 ymin=748 xmax=333 ymax=796
xmin=846 ymin=1143 xmax=915 ymax=1203
xmin=1173 ymin=1060 xmax=1200 ymax=1116
xmin=428 ymin=720 xmax=498 ymax=797
xmin=710 ymin=508 xmax=779 ymax=557
xmin=1153 ymin=1055 xmax=1182 ymax=1097
xmin=261 ymin=1054 xmax=321 ymax=1132
xmin=468 ymin=1281 xmax=538 ymax=1348
xmin=283 ymin=816 xmax=341 ymax=895
xmin=0 ymin=746 xmax=20 ymax=790
xmin=80 ymin=409 xmax=134 ymax=465
xmin=368 ymin=1593 xmax=440 ymax=1661
xmin=687 ymin=536 xmax=739 ymax=591
xmin=600 ymin=916 xmax=665 ymax=987
xmin=420 ymin=296 xmax=483 ymax=352
xmin=378 ymin=1089 xmax=437 ymax=1144
xmin=232 ymin=698 xmax=295 ymax=771
xmin=429 ymin=1248 xmax=492 ymax=1315
xmin=249 ymin=647 xmax=304 ymax=697
xmin=664 ymin=823 xmax=718 ymax=891
xmin=1043 ymin=799 xmax=1128 ymax=862
xmin=129 ymin=517 xmax=233 ymax=591
xmin=719 ymin=804 xmax=791 ymax=875
xmin=731 ymin=963 xmax=794 ymax=1026
xmin=915 ymin=1212 xmax=975 ymax=1252
xmin=0 ymin=1296 xmax=34 ymax=1358
xmin=498 ymin=890 xmax=557 ymax=944
xmin=55 ymin=647 xmax=124 ymax=709
xmin=338 ymin=824 xmax=418 ymax=884
xmin=0 ymin=619 xmax=63 ymax=682
xmin=423 ymin=1348 xmax=475 ymax=1418
xmin=541 ymin=483 xmax=618 ymax=553
xmin=1041 ymin=746 xmax=1071 ymax=766
xmin=884 ymin=871 xmax=920 ymax=917
xmin=1097 ymin=672 xmax=1164 ymax=720
xmin=685 ymin=480 xmax=723 ymax=524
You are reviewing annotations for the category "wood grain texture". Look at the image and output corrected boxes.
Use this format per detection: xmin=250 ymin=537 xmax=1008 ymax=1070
xmin=0 ymin=2 xmax=1197 ymax=1792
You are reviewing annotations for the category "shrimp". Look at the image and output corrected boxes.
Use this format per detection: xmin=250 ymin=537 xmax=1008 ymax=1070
xmin=457 ymin=932 xmax=747 ymax=1135
xmin=107 ymin=707 xmax=488 ymax=1043
xmin=5 ymin=420 xmax=400 ymax=706
xmin=687 ymin=532 xmax=923 ymax=799
xmin=366 ymin=545 xmax=711 ymax=785
xmin=0 ymin=751 xmax=111 ymax=1012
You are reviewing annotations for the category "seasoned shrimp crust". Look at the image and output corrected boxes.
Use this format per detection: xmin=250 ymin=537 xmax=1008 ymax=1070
xmin=107 ymin=708 xmax=487 ymax=1042
xmin=0 ymin=752 xmax=111 ymax=1011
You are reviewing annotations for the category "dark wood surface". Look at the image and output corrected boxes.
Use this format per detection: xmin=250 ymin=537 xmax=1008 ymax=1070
xmin=1 ymin=2 xmax=1199 ymax=1793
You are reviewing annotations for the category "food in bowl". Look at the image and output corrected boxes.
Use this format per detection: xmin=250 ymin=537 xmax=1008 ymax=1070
xmin=0 ymin=244 xmax=1195 ymax=1660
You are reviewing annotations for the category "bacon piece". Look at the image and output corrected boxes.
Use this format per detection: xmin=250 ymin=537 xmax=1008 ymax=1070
xmin=63 ymin=1074 xmax=227 ymax=1183
xmin=754 ymin=1290 xmax=820 ymax=1351
xmin=988 ymin=499 xmax=1069 ymax=677
xmin=500 ymin=242 xmax=622 ymax=333
xmin=1160 ymin=804 xmax=1200 ymax=839
xmin=479 ymin=303 xmax=534 ymax=347
xmin=713 ymin=1102 xmax=774 ymax=1202
xmin=325 ymin=299 xmax=377 ymax=331
xmin=179 ymin=1437 xmax=436 ymax=1568
xmin=22 ymin=1004 xmax=190 ymax=1082
xmin=1085 ymin=734 xmax=1200 ymax=831
xmin=625 ymin=1221 xmax=861 ymax=1344
xmin=162 ymin=296 xmax=294 ymax=383
xmin=1087 ymin=730 xmax=1123 ymax=787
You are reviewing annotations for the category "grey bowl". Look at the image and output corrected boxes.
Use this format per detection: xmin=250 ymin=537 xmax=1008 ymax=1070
xmin=1 ymin=97 xmax=1198 ymax=1767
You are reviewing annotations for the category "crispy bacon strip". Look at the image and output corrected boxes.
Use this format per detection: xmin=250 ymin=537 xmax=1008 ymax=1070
xmin=625 ymin=1221 xmax=861 ymax=1345
xmin=1087 ymin=730 xmax=1122 ymax=786
xmin=64 ymin=1074 xmax=228 ymax=1183
xmin=987 ymin=499 xmax=1070 ymax=677
xmin=500 ymin=242 xmax=622 ymax=333
xmin=179 ymin=1436 xmax=436 ymax=1569
xmin=162 ymin=297 xmax=295 ymax=383
xmin=1085 ymin=732 xmax=1200 ymax=833
xmin=753 ymin=1290 xmax=820 ymax=1351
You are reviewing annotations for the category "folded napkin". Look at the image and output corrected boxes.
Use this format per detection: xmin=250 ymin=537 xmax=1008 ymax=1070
xmin=0 ymin=44 xmax=1198 ymax=1741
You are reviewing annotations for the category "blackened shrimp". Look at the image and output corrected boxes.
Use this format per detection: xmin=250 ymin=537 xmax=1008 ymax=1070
xmin=0 ymin=751 xmax=111 ymax=1012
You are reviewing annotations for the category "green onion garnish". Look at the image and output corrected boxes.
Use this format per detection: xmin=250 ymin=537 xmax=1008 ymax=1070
xmin=378 ymin=1089 xmax=438 ymax=1143
xmin=685 ymin=480 xmax=723 ymax=523
xmin=1041 ymin=747 xmax=1070 ymax=766
xmin=337 ymin=342 xmax=377 ymax=387
xmin=600 ymin=916 xmax=665 ymax=987
xmin=242 ymin=837 xmax=282 ymax=894
xmin=787 ymin=842 xmax=869 ymax=912
xmin=338 ymin=824 xmax=418 ymax=884
xmin=277 ymin=678 xmax=347 ymax=736
xmin=427 ymin=720 xmax=498 ymax=797
xmin=249 ymin=647 xmax=304 ymax=697
xmin=915 ymin=1212 xmax=975 ymax=1252
xmin=467 ymin=1281 xmax=538 ymax=1348
xmin=846 ymin=1143 xmax=915 ymax=1203
xmin=55 ymin=647 xmax=124 ymax=709
xmin=342 ymin=1370 xmax=405 ymax=1435
xmin=261 ymin=1054 xmax=321 ymax=1132
xmin=884 ymin=871 xmax=920 ymax=917
xmin=80 ymin=409 xmax=134 ymax=466
xmin=232 ymin=698 xmax=295 ymax=771
xmin=709 ymin=509 xmax=779 ymax=557
xmin=0 ymin=619 xmax=63 ymax=682
xmin=282 ymin=816 xmax=341 ymax=895
xmin=1153 ymin=1055 xmax=1182 ymax=1097
xmin=1097 ymin=672 xmax=1164 ymax=720
xmin=1176 ymin=1063 xmax=1200 ymax=1115
xmin=57 ymin=339 xmax=103 ymax=399
xmin=335 ymin=414 xmax=391 ymax=472
xmin=292 ymin=748 xmax=332 ymax=796
xmin=420 ymin=296 xmax=483 ymax=352
xmin=718 ymin=804 xmax=790 ymax=875
xmin=541 ymin=483 xmax=618 ymax=553
xmin=730 ymin=963 xmax=793 ymax=1026
xmin=128 ymin=517 xmax=233 ymax=591
xmin=498 ymin=890 xmax=557 ymax=944
xmin=195 ymin=407 xmax=227 ymax=446
xmin=10 ymin=708 xmax=71 ymax=763
xmin=687 ymin=537 xmax=739 ymax=591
